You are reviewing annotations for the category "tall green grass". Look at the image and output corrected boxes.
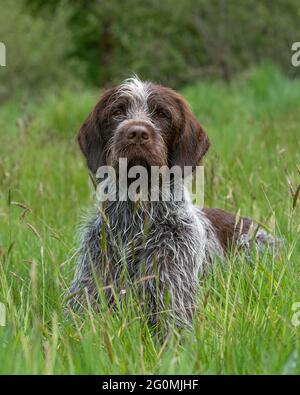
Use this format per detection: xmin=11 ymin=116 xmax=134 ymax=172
xmin=0 ymin=65 xmax=300 ymax=374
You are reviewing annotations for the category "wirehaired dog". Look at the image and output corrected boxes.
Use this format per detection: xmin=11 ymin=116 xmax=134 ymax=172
xmin=67 ymin=77 xmax=278 ymax=331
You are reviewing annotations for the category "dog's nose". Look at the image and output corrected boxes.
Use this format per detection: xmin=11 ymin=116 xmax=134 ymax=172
xmin=126 ymin=125 xmax=150 ymax=143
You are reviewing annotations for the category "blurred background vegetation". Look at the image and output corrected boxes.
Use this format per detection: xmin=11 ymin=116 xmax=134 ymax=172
xmin=1 ymin=0 xmax=300 ymax=374
xmin=0 ymin=0 xmax=299 ymax=103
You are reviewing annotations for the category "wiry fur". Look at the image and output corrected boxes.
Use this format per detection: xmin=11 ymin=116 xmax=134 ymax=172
xmin=67 ymin=185 xmax=223 ymax=330
xmin=68 ymin=76 xmax=280 ymax=332
xmin=118 ymin=76 xmax=151 ymax=116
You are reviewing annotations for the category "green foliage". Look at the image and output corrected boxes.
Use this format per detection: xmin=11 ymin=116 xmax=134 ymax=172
xmin=0 ymin=0 xmax=82 ymax=102
xmin=26 ymin=0 xmax=300 ymax=88
xmin=1 ymin=0 xmax=299 ymax=102
xmin=0 ymin=65 xmax=300 ymax=373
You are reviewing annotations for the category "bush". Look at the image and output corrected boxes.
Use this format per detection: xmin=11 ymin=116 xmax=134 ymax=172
xmin=0 ymin=0 xmax=82 ymax=102
xmin=1 ymin=0 xmax=299 ymax=100
xmin=28 ymin=0 xmax=300 ymax=88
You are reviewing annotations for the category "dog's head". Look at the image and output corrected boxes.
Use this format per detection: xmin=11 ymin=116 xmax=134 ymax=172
xmin=78 ymin=77 xmax=209 ymax=175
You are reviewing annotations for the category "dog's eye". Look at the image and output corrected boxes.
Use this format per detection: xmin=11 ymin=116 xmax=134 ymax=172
xmin=112 ymin=109 xmax=123 ymax=117
xmin=156 ymin=110 xmax=170 ymax=120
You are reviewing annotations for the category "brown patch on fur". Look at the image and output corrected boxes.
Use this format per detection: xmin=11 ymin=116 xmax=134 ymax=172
xmin=77 ymin=87 xmax=117 ymax=173
xmin=202 ymin=208 xmax=252 ymax=252
xmin=171 ymin=93 xmax=210 ymax=171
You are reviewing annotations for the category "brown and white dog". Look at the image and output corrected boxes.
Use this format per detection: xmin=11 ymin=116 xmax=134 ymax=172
xmin=67 ymin=77 xmax=277 ymax=332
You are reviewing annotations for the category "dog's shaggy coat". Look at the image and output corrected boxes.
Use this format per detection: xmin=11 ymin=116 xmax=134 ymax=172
xmin=67 ymin=77 xmax=277 ymax=330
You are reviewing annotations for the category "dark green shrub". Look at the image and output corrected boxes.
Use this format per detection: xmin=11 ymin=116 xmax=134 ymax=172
xmin=0 ymin=0 xmax=82 ymax=102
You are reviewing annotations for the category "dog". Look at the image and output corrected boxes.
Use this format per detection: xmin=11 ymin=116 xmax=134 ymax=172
xmin=67 ymin=77 xmax=278 ymax=332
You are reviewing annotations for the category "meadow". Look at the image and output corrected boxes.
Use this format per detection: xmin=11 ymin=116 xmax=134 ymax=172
xmin=0 ymin=65 xmax=300 ymax=374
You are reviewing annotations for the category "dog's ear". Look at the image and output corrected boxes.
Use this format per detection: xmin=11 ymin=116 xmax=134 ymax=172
xmin=77 ymin=88 xmax=115 ymax=174
xmin=171 ymin=96 xmax=210 ymax=171
xmin=77 ymin=111 xmax=104 ymax=174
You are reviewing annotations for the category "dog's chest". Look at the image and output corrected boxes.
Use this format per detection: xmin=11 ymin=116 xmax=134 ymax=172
xmin=103 ymin=202 xmax=207 ymax=279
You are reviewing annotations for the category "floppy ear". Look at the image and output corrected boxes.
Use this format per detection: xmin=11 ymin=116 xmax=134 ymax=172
xmin=171 ymin=97 xmax=210 ymax=171
xmin=77 ymin=111 xmax=105 ymax=174
xmin=77 ymin=88 xmax=115 ymax=174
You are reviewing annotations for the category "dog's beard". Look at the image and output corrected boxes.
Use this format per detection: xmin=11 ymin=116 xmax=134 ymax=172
xmin=112 ymin=148 xmax=167 ymax=168
xmin=127 ymin=156 xmax=150 ymax=170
